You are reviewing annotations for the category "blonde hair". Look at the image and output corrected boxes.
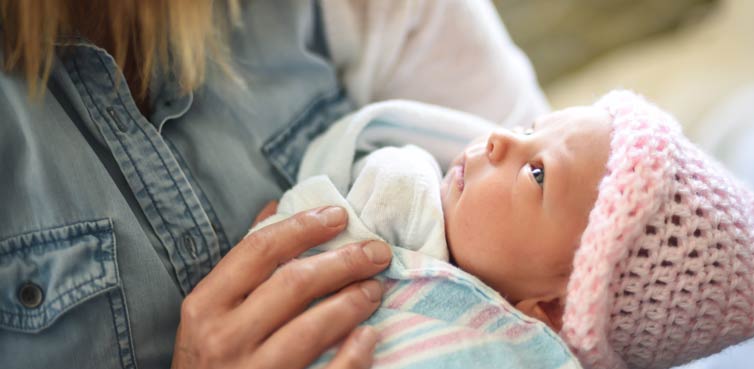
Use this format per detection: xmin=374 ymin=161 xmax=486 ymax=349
xmin=0 ymin=0 xmax=240 ymax=98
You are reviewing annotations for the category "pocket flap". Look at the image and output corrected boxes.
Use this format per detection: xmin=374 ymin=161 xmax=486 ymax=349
xmin=0 ymin=219 xmax=118 ymax=333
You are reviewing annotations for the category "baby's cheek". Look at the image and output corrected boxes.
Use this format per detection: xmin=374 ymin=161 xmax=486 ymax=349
xmin=448 ymin=226 xmax=489 ymax=261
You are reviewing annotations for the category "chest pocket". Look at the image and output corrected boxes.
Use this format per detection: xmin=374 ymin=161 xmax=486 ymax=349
xmin=0 ymin=219 xmax=134 ymax=369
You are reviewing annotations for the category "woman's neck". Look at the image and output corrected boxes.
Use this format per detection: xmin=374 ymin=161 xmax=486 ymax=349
xmin=68 ymin=5 xmax=152 ymax=117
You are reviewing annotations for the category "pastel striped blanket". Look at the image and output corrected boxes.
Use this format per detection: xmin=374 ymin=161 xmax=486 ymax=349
xmin=303 ymin=245 xmax=581 ymax=369
xmin=253 ymin=175 xmax=582 ymax=369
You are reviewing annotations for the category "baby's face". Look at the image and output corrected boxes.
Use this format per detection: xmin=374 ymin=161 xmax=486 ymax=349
xmin=441 ymin=106 xmax=612 ymax=309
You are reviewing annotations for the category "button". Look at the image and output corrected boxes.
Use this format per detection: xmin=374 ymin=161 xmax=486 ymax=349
xmin=106 ymin=106 xmax=130 ymax=132
xmin=17 ymin=282 xmax=44 ymax=309
xmin=182 ymin=234 xmax=198 ymax=259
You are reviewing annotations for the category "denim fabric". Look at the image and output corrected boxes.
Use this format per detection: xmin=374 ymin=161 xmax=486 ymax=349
xmin=0 ymin=1 xmax=352 ymax=368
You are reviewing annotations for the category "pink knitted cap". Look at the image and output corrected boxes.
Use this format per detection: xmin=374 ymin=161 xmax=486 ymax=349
xmin=561 ymin=90 xmax=754 ymax=369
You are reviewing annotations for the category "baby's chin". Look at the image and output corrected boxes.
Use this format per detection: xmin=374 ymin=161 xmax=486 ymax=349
xmin=443 ymin=224 xmax=459 ymax=267
xmin=439 ymin=171 xmax=451 ymax=205
xmin=440 ymin=181 xmax=458 ymax=266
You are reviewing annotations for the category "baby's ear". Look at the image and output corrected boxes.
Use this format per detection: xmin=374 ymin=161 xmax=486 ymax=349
xmin=514 ymin=295 xmax=565 ymax=332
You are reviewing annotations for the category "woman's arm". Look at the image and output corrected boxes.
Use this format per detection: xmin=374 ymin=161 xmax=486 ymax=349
xmin=321 ymin=0 xmax=549 ymax=127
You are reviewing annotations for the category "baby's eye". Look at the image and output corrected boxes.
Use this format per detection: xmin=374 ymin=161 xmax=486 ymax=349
xmin=530 ymin=165 xmax=545 ymax=187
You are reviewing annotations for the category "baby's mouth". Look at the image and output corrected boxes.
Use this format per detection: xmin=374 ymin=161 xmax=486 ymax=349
xmin=442 ymin=154 xmax=466 ymax=197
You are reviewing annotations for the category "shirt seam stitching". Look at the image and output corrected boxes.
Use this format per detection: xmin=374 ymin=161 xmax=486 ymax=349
xmin=70 ymin=50 xmax=189 ymax=290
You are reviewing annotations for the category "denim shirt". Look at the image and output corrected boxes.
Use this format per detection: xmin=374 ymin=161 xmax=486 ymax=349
xmin=0 ymin=1 xmax=353 ymax=368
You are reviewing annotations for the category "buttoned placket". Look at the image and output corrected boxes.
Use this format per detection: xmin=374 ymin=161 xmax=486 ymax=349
xmin=63 ymin=44 xmax=221 ymax=295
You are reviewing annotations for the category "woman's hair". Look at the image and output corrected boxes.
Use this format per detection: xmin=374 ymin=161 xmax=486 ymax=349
xmin=0 ymin=0 xmax=240 ymax=98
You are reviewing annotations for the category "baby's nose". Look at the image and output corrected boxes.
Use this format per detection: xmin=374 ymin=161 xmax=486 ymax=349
xmin=486 ymin=130 xmax=517 ymax=163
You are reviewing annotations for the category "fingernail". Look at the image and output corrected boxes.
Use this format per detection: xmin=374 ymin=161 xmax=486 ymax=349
xmin=355 ymin=326 xmax=379 ymax=349
xmin=360 ymin=280 xmax=383 ymax=303
xmin=315 ymin=206 xmax=346 ymax=227
xmin=362 ymin=241 xmax=391 ymax=264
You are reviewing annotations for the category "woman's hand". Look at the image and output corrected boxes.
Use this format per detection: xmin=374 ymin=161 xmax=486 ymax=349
xmin=171 ymin=204 xmax=392 ymax=369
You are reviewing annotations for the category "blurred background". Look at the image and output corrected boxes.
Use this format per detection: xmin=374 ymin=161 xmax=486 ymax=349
xmin=495 ymin=0 xmax=754 ymax=188
xmin=492 ymin=0 xmax=754 ymax=367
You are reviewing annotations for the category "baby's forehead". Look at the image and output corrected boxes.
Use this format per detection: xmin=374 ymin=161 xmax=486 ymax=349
xmin=534 ymin=106 xmax=612 ymax=131
xmin=541 ymin=106 xmax=612 ymax=198
xmin=534 ymin=107 xmax=613 ymax=157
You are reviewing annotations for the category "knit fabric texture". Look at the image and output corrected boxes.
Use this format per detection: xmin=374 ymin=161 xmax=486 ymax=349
xmin=560 ymin=90 xmax=754 ymax=369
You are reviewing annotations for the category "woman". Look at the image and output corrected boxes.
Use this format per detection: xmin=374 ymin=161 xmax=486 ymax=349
xmin=0 ymin=0 xmax=547 ymax=368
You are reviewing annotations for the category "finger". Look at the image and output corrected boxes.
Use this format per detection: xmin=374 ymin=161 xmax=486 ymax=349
xmin=250 ymin=280 xmax=383 ymax=369
xmin=230 ymin=241 xmax=391 ymax=342
xmin=191 ymin=206 xmax=348 ymax=310
xmin=252 ymin=200 xmax=279 ymax=227
xmin=325 ymin=327 xmax=379 ymax=369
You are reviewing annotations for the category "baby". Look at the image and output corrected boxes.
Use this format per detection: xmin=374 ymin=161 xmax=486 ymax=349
xmin=251 ymin=91 xmax=754 ymax=369
xmin=440 ymin=104 xmax=611 ymax=332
